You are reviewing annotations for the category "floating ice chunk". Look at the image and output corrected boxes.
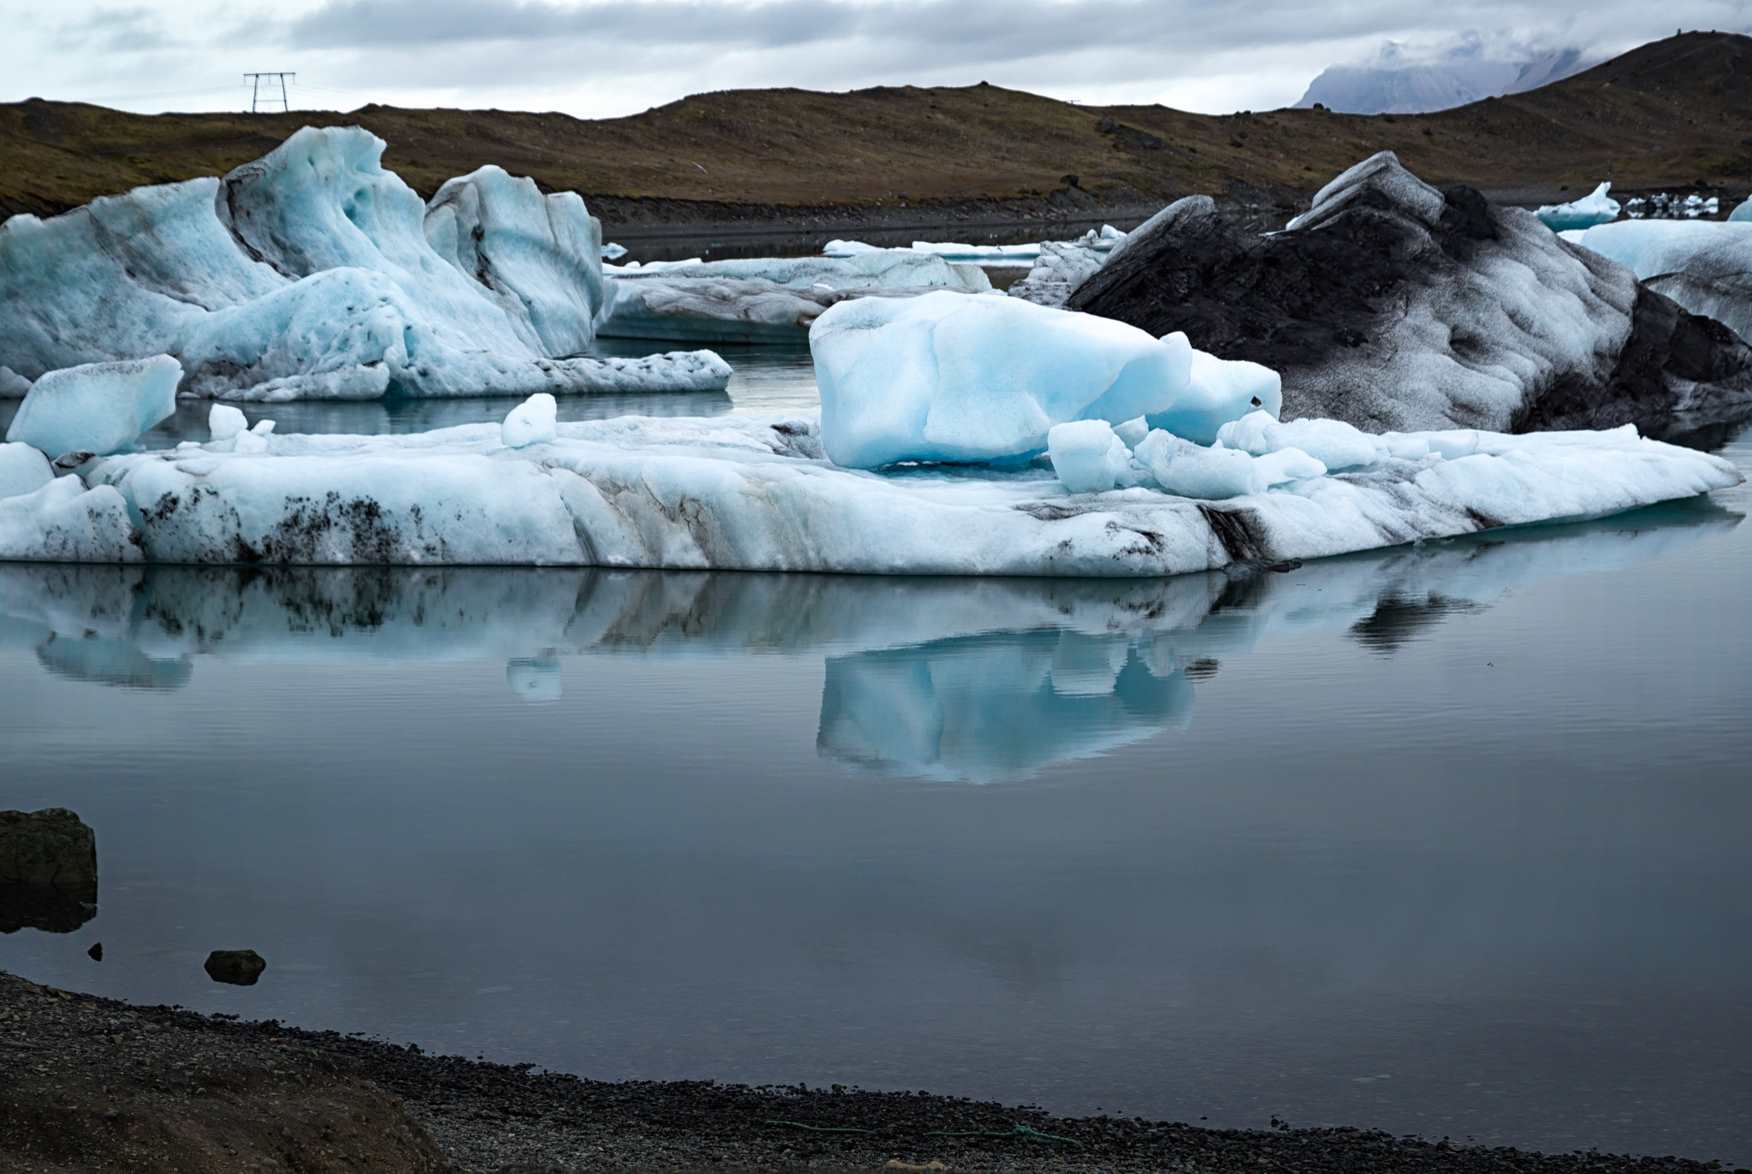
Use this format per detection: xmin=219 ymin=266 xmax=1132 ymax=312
xmin=1217 ymin=411 xmax=1384 ymax=471
xmin=0 ymin=368 xmax=31 ymax=398
xmin=1536 ymin=182 xmax=1621 ymax=231
xmin=1147 ymin=347 xmax=1284 ymax=445
xmin=0 ymin=443 xmax=54 ymax=500
xmin=6 ymin=356 xmax=181 ymax=457
xmin=1048 ymin=420 xmax=1134 ymax=493
xmin=811 ymin=291 xmax=1193 ymax=469
xmin=209 ymin=404 xmax=248 ymax=443
xmin=1136 ymin=431 xmax=1325 ymax=499
xmin=502 ymin=393 xmax=558 ymax=448
xmin=601 ymin=242 xmax=628 ymax=260
xmin=1730 ymin=198 xmax=1752 ymax=223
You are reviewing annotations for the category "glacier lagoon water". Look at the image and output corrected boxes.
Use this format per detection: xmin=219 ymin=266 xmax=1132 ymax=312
xmin=1 ymin=349 xmax=1750 ymax=1163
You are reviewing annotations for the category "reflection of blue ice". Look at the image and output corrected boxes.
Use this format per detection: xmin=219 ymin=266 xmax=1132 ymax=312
xmin=0 ymin=500 xmax=1736 ymax=776
xmin=505 ymin=655 xmax=563 ymax=703
xmin=819 ymin=632 xmax=1194 ymax=781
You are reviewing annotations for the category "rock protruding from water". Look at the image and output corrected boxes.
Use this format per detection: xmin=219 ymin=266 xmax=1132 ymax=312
xmin=205 ymin=949 xmax=268 ymax=986
xmin=1068 ymin=151 xmax=1752 ymax=434
xmin=0 ymin=808 xmax=98 ymax=934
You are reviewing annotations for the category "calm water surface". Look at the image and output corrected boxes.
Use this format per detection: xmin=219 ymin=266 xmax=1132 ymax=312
xmin=1 ymin=351 xmax=1750 ymax=1162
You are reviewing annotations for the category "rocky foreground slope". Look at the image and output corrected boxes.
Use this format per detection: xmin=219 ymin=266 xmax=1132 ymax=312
xmin=0 ymin=970 xmax=1735 ymax=1173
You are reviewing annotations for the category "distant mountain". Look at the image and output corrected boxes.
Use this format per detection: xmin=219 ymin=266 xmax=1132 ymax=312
xmin=1297 ymin=43 xmax=1590 ymax=114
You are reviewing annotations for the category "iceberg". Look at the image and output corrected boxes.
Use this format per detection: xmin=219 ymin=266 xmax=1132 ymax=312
xmin=1536 ymin=182 xmax=1621 ymax=231
xmin=0 ymin=127 xmax=729 ymax=400
xmin=1565 ymin=220 xmax=1752 ymax=343
xmin=0 ymin=409 xmax=1720 ymax=575
xmin=423 ymin=165 xmax=607 ymax=358
xmin=5 ymin=356 xmax=181 ymax=456
xmin=1071 ymin=153 xmax=1752 ymax=433
xmin=597 ymin=252 xmax=991 ymax=343
xmin=810 ymin=291 xmax=1197 ymax=469
xmin=0 ymin=444 xmax=54 ymax=501
xmin=1729 ymin=197 xmax=1752 ymax=223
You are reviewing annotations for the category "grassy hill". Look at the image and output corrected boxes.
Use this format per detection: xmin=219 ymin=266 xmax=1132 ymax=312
xmin=2 ymin=31 xmax=1749 ymax=224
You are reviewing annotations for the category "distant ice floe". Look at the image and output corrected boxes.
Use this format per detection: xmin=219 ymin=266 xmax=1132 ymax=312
xmin=1536 ymin=182 xmax=1621 ymax=231
xmin=1627 ymin=193 xmax=1723 ymax=220
xmin=0 ymin=127 xmax=729 ymax=401
xmin=596 ymin=252 xmax=991 ymax=343
xmin=1565 ymin=219 xmax=1752 ymax=343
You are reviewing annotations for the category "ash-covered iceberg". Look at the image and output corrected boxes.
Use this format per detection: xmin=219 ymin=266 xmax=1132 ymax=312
xmin=1536 ymin=182 xmax=1621 ymax=231
xmin=1565 ymin=220 xmax=1752 ymax=344
xmin=597 ymin=252 xmax=991 ymax=343
xmin=1069 ymin=152 xmax=1752 ymax=434
xmin=0 ymin=127 xmax=729 ymax=401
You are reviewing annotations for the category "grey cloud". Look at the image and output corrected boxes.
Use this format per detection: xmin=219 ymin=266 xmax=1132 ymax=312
xmin=52 ymin=6 xmax=174 ymax=53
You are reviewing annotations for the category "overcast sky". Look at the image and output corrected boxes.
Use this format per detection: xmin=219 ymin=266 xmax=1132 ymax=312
xmin=1 ymin=0 xmax=1748 ymax=118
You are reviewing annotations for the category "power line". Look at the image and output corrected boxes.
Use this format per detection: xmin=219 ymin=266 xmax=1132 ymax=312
xmin=243 ymin=72 xmax=295 ymax=114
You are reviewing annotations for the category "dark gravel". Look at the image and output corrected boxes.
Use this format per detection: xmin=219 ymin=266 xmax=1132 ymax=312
xmin=0 ymin=970 xmax=1741 ymax=1173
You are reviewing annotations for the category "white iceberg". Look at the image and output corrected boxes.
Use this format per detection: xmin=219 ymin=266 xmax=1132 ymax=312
xmin=1566 ymin=219 xmax=1752 ymax=341
xmin=597 ymin=251 xmax=991 ymax=343
xmin=0 ymin=127 xmax=728 ymax=400
xmin=1009 ymin=239 xmax=1112 ymax=308
xmin=0 ymin=443 xmax=54 ymax=501
xmin=1047 ymin=420 xmax=1136 ymax=493
xmin=5 ymin=356 xmax=182 ymax=456
xmin=810 ymin=291 xmax=1196 ymax=469
xmin=424 ymin=164 xmax=607 ymax=358
xmin=0 ymin=409 xmax=1718 ymax=575
xmin=1536 ymin=182 xmax=1621 ymax=231
xmin=501 ymin=393 xmax=557 ymax=448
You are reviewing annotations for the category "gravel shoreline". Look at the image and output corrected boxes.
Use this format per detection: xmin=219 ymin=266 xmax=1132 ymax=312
xmin=1 ymin=970 xmax=1742 ymax=1173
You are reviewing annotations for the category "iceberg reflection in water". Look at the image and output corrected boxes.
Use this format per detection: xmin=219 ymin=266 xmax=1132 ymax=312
xmin=0 ymin=498 xmax=1735 ymax=781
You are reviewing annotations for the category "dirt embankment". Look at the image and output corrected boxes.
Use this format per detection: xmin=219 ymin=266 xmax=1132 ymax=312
xmin=2 ymin=32 xmax=1750 ymax=233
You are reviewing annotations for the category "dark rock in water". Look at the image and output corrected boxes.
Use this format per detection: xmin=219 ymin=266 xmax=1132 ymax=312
xmin=87 ymin=941 xmax=102 ymax=962
xmin=1069 ymin=151 xmax=1752 ymax=433
xmin=0 ymin=808 xmax=98 ymax=934
xmin=205 ymin=949 xmax=267 ymax=986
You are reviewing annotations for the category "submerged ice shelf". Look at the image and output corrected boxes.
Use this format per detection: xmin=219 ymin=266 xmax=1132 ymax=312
xmin=0 ymin=410 xmax=1736 ymax=574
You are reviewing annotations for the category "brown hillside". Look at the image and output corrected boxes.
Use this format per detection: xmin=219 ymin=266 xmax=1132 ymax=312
xmin=2 ymin=31 xmax=1749 ymax=221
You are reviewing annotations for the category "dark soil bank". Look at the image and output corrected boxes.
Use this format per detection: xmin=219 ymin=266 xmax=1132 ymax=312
xmin=0 ymin=972 xmax=1740 ymax=1173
